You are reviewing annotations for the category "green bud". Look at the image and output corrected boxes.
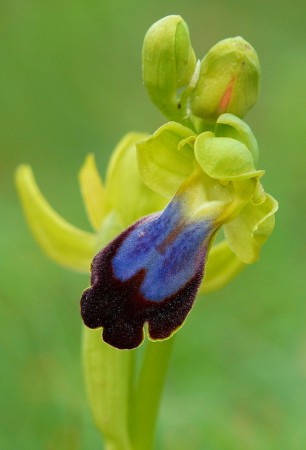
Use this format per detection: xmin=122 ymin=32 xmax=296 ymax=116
xmin=190 ymin=37 xmax=260 ymax=122
xmin=142 ymin=15 xmax=196 ymax=120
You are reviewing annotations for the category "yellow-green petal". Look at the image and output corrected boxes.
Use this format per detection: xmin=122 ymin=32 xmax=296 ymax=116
xmin=200 ymin=240 xmax=245 ymax=293
xmin=224 ymin=193 xmax=278 ymax=264
xmin=195 ymin=131 xmax=263 ymax=181
xmin=79 ymin=153 xmax=108 ymax=231
xmin=215 ymin=113 xmax=259 ymax=164
xmin=16 ymin=165 xmax=97 ymax=272
xmin=137 ymin=121 xmax=195 ymax=198
xmin=106 ymin=133 xmax=166 ymax=227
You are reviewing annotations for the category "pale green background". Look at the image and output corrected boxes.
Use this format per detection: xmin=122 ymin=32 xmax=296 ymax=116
xmin=1 ymin=0 xmax=305 ymax=449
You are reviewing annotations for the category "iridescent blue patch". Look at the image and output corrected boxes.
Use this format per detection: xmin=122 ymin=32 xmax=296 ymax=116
xmin=112 ymin=199 xmax=212 ymax=301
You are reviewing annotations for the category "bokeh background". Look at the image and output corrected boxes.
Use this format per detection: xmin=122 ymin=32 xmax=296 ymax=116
xmin=1 ymin=0 xmax=305 ymax=449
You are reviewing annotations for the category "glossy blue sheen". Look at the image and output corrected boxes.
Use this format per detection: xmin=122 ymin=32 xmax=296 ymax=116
xmin=112 ymin=197 xmax=213 ymax=302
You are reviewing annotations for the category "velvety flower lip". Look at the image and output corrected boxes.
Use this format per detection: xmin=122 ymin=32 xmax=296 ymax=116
xmin=81 ymin=184 xmax=216 ymax=350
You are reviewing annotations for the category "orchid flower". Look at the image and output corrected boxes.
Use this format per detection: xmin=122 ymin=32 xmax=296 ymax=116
xmin=15 ymin=14 xmax=278 ymax=450
xmin=16 ymin=113 xmax=277 ymax=350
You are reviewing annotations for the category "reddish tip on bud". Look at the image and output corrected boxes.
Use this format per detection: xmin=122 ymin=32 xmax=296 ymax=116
xmin=190 ymin=37 xmax=261 ymax=122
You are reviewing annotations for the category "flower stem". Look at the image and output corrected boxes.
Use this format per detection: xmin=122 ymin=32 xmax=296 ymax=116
xmin=131 ymin=337 xmax=175 ymax=450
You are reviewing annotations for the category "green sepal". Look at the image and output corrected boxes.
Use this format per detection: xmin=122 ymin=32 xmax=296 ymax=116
xmin=15 ymin=165 xmax=97 ymax=272
xmin=215 ymin=113 xmax=259 ymax=164
xmin=200 ymin=240 xmax=245 ymax=293
xmin=137 ymin=122 xmax=195 ymax=198
xmin=224 ymin=193 xmax=278 ymax=263
xmin=106 ymin=133 xmax=166 ymax=227
xmin=79 ymin=153 xmax=108 ymax=231
xmin=195 ymin=131 xmax=264 ymax=181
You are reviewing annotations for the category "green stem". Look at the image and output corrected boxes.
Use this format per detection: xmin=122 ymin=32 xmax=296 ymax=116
xmin=131 ymin=337 xmax=175 ymax=450
xmin=83 ymin=328 xmax=133 ymax=450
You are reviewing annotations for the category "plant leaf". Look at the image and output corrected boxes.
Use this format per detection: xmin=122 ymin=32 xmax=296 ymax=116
xmin=82 ymin=215 xmax=133 ymax=450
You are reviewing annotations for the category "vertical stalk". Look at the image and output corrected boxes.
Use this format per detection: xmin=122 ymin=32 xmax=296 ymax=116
xmin=131 ymin=337 xmax=175 ymax=450
xmin=82 ymin=327 xmax=133 ymax=450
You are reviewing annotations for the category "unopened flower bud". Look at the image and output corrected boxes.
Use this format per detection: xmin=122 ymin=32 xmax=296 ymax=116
xmin=142 ymin=15 xmax=196 ymax=119
xmin=190 ymin=37 xmax=260 ymax=122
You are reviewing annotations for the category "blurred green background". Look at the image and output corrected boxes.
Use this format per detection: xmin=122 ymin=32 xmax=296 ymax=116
xmin=1 ymin=0 xmax=305 ymax=449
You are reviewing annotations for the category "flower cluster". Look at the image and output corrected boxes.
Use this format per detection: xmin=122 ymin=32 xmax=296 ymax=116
xmin=16 ymin=15 xmax=277 ymax=350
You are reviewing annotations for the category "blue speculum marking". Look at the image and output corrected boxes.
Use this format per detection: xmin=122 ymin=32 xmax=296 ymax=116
xmin=112 ymin=196 xmax=212 ymax=302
